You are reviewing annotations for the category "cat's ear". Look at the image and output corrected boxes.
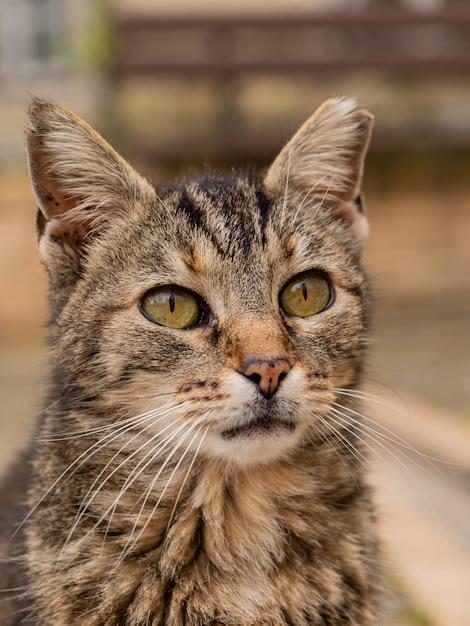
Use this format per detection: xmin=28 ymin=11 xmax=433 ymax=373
xmin=264 ymin=97 xmax=373 ymax=249
xmin=26 ymin=99 xmax=155 ymax=267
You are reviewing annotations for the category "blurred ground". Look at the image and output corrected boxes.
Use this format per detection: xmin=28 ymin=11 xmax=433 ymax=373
xmin=1 ymin=165 xmax=469 ymax=625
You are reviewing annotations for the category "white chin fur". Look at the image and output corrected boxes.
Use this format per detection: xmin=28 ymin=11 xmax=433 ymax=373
xmin=202 ymin=424 xmax=304 ymax=467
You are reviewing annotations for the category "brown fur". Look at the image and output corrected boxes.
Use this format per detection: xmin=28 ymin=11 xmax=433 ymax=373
xmin=1 ymin=98 xmax=379 ymax=624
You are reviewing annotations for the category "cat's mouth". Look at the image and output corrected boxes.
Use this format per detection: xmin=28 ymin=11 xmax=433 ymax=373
xmin=221 ymin=405 xmax=297 ymax=440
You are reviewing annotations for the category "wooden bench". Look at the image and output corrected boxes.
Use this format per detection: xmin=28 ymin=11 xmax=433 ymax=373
xmin=114 ymin=7 xmax=470 ymax=76
xmin=111 ymin=6 xmax=470 ymax=164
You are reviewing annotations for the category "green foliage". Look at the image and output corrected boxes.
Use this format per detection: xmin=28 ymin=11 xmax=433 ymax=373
xmin=71 ymin=0 xmax=116 ymax=74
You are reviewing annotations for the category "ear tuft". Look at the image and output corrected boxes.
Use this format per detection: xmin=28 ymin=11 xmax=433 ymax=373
xmin=264 ymin=97 xmax=373 ymax=250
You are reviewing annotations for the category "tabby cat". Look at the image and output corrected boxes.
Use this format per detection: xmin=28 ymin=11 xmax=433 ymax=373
xmin=1 ymin=97 xmax=380 ymax=625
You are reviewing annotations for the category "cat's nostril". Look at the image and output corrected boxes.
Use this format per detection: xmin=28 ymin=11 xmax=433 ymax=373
xmin=241 ymin=358 xmax=291 ymax=400
xmin=247 ymin=372 xmax=262 ymax=387
xmin=278 ymin=371 xmax=288 ymax=385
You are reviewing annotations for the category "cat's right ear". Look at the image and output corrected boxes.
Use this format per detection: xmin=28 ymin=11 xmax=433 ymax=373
xmin=26 ymin=99 xmax=155 ymax=274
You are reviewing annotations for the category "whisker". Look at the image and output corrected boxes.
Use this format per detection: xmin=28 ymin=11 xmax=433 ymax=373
xmin=309 ymin=418 xmax=364 ymax=488
xmin=332 ymin=387 xmax=409 ymax=415
xmin=279 ymin=147 xmax=292 ymax=233
xmin=316 ymin=415 xmax=368 ymax=469
xmin=119 ymin=416 xmax=207 ymax=565
xmin=332 ymin=400 xmax=458 ymax=469
xmin=16 ymin=402 xmax=187 ymax=539
xmin=292 ymin=169 xmax=337 ymax=227
xmin=326 ymin=408 xmax=410 ymax=492
xmin=164 ymin=425 xmax=209 ymax=536
xmin=59 ymin=416 xmax=193 ymax=559
xmin=362 ymin=377 xmax=412 ymax=409
xmin=328 ymin=406 xmax=445 ymax=537
xmin=155 ymin=191 xmax=174 ymax=220
xmin=35 ymin=395 xmax=180 ymax=441
xmin=63 ymin=413 xmax=184 ymax=549
xmin=97 ymin=419 xmax=198 ymax=548
xmin=36 ymin=415 xmax=144 ymax=442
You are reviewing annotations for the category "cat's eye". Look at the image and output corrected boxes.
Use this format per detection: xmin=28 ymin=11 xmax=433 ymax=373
xmin=141 ymin=287 xmax=201 ymax=329
xmin=280 ymin=271 xmax=333 ymax=318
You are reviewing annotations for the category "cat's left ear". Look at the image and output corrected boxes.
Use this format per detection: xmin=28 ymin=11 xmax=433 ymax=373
xmin=264 ymin=98 xmax=373 ymax=250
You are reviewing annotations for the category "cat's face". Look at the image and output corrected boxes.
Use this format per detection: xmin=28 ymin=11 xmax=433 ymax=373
xmin=26 ymin=98 xmax=372 ymax=468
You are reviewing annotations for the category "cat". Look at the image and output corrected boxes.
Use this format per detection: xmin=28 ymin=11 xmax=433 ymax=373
xmin=0 ymin=97 xmax=379 ymax=625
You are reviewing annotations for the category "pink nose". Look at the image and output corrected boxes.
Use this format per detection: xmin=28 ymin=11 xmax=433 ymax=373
xmin=241 ymin=358 xmax=291 ymax=400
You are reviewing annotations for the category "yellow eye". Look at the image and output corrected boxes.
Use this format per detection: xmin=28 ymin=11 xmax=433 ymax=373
xmin=142 ymin=287 xmax=201 ymax=329
xmin=280 ymin=272 xmax=332 ymax=318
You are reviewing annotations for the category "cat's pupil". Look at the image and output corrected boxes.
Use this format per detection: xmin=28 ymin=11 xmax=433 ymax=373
xmin=169 ymin=292 xmax=175 ymax=313
xmin=301 ymin=282 xmax=308 ymax=301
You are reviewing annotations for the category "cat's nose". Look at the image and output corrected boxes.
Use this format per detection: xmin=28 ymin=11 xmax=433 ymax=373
xmin=241 ymin=358 xmax=291 ymax=400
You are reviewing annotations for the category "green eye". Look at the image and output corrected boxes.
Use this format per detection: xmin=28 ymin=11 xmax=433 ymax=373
xmin=280 ymin=272 xmax=332 ymax=318
xmin=141 ymin=287 xmax=201 ymax=329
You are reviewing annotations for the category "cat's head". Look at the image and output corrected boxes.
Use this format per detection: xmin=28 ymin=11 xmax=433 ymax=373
xmin=26 ymin=98 xmax=372 ymax=467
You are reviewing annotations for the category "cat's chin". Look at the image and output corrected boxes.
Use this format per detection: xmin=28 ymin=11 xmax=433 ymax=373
xmin=205 ymin=404 xmax=303 ymax=466
xmin=220 ymin=415 xmax=297 ymax=441
xmin=207 ymin=426 xmax=303 ymax=467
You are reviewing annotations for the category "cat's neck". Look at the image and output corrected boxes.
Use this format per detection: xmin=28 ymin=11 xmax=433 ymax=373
xmin=138 ymin=439 xmax=361 ymax=579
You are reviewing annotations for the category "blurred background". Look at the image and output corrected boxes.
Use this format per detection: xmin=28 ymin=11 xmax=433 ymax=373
xmin=0 ymin=0 xmax=469 ymax=624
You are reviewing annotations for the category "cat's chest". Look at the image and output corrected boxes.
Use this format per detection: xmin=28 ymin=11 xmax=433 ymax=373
xmin=30 ymin=434 xmax=375 ymax=625
xmin=90 ymin=501 xmax=358 ymax=626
